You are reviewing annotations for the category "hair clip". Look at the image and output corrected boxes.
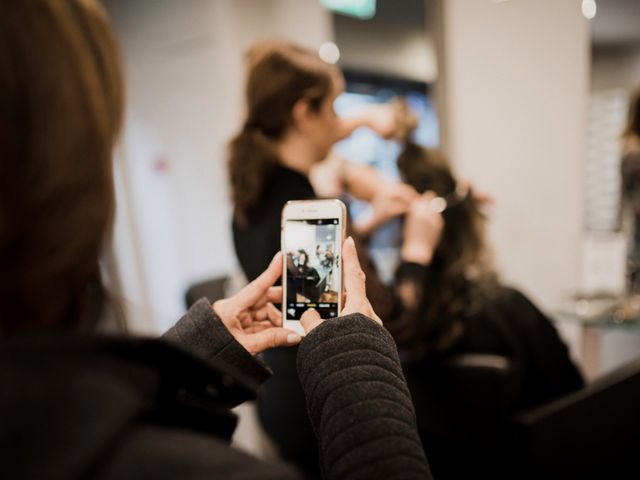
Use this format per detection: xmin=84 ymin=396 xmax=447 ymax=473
xmin=429 ymin=184 xmax=470 ymax=213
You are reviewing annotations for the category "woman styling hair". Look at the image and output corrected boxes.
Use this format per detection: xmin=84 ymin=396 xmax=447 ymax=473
xmin=388 ymin=121 xmax=584 ymax=478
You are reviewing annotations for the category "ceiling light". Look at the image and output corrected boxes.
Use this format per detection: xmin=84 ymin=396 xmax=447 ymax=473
xmin=319 ymin=42 xmax=340 ymax=64
xmin=582 ymin=0 xmax=597 ymax=20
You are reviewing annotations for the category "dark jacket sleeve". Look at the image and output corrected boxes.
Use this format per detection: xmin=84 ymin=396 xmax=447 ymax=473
xmin=163 ymin=298 xmax=271 ymax=386
xmin=297 ymin=314 xmax=432 ymax=480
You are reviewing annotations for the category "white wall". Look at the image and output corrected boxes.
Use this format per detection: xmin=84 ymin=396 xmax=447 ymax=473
xmin=105 ymin=0 xmax=332 ymax=332
xmin=439 ymin=0 xmax=590 ymax=311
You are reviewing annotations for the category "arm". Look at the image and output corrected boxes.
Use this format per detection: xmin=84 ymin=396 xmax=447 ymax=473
xmin=163 ymin=298 xmax=272 ymax=386
xmin=164 ymin=253 xmax=302 ymax=385
xmin=297 ymin=314 xmax=432 ymax=480
xmin=343 ymin=163 xmax=418 ymax=237
xmin=335 ymin=103 xmax=399 ymax=143
xmin=347 ymin=191 xmax=442 ymax=328
xmin=296 ymin=237 xmax=432 ymax=479
xmin=384 ymin=192 xmax=444 ymax=344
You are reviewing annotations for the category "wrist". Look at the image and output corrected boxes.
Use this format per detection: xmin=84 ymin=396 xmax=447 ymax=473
xmin=401 ymin=243 xmax=433 ymax=265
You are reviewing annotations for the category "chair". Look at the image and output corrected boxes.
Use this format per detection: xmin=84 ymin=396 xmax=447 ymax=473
xmin=184 ymin=276 xmax=229 ymax=309
xmin=513 ymin=356 xmax=640 ymax=479
xmin=403 ymin=353 xmax=522 ymax=479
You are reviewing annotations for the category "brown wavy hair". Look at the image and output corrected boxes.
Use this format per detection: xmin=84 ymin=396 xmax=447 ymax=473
xmin=228 ymin=40 xmax=337 ymax=222
xmin=395 ymin=141 xmax=498 ymax=353
xmin=0 ymin=0 xmax=123 ymax=334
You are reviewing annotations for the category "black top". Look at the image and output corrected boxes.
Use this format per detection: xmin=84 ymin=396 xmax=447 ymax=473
xmin=1 ymin=299 xmax=431 ymax=480
xmin=232 ymin=165 xmax=322 ymax=475
xmin=394 ymin=264 xmax=584 ymax=479
xmin=233 ymin=165 xmax=315 ymax=282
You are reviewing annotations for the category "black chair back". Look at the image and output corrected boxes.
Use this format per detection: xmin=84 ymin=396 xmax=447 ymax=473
xmin=184 ymin=276 xmax=228 ymax=309
xmin=514 ymin=356 xmax=640 ymax=479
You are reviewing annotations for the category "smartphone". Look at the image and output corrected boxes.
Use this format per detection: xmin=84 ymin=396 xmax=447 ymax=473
xmin=281 ymin=199 xmax=347 ymax=335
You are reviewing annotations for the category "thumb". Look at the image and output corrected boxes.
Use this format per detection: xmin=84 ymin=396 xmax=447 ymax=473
xmin=246 ymin=328 xmax=301 ymax=355
xmin=300 ymin=308 xmax=323 ymax=335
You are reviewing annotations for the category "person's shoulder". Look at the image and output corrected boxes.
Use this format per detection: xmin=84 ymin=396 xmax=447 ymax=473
xmin=479 ymin=285 xmax=547 ymax=325
xmin=99 ymin=424 xmax=298 ymax=480
xmin=492 ymin=285 xmax=536 ymax=308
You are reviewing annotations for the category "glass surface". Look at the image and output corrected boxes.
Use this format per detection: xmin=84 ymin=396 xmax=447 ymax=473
xmin=555 ymin=293 xmax=640 ymax=329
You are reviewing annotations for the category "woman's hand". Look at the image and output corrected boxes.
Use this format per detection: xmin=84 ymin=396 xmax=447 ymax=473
xmin=356 ymin=181 xmax=418 ymax=236
xmin=401 ymin=191 xmax=444 ymax=265
xmin=364 ymin=103 xmax=399 ymax=139
xmin=337 ymin=102 xmax=405 ymax=141
xmin=300 ymin=236 xmax=382 ymax=333
xmin=213 ymin=252 xmax=301 ymax=355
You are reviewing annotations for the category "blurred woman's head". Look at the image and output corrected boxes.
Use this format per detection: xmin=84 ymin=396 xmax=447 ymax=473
xmin=394 ymin=143 xmax=497 ymax=352
xmin=0 ymin=0 xmax=123 ymax=335
xmin=229 ymin=40 xmax=341 ymax=222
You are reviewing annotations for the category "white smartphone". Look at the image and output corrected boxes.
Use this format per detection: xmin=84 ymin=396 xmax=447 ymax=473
xmin=281 ymin=199 xmax=347 ymax=335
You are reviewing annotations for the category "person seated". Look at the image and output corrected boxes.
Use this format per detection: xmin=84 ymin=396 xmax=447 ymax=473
xmin=291 ymin=250 xmax=321 ymax=303
xmin=0 ymin=2 xmax=432 ymax=479
xmin=388 ymin=140 xmax=585 ymax=479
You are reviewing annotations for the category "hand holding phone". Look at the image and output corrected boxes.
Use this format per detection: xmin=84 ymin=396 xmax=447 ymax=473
xmin=300 ymin=236 xmax=382 ymax=334
xmin=281 ymin=199 xmax=347 ymax=335
xmin=213 ymin=252 xmax=302 ymax=355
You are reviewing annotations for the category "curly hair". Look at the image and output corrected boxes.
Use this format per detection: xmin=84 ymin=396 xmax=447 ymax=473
xmin=394 ymin=142 xmax=498 ymax=353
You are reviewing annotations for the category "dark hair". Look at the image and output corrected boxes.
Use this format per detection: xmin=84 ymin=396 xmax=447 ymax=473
xmin=228 ymin=40 xmax=336 ymax=222
xmin=624 ymin=87 xmax=640 ymax=139
xmin=297 ymin=249 xmax=309 ymax=266
xmin=0 ymin=0 xmax=124 ymax=334
xmin=394 ymin=142 xmax=498 ymax=352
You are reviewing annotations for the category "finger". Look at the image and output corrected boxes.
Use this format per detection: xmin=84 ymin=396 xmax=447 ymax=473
xmin=251 ymin=286 xmax=283 ymax=311
xmin=422 ymin=190 xmax=437 ymax=201
xmin=342 ymin=236 xmax=367 ymax=309
xmin=300 ymin=308 xmax=323 ymax=334
xmin=240 ymin=314 xmax=253 ymax=327
xmin=245 ymin=328 xmax=302 ymax=355
xmin=251 ymin=307 xmax=270 ymax=323
xmin=398 ymin=184 xmax=419 ymax=203
xmin=266 ymin=302 xmax=282 ymax=326
xmin=253 ymin=286 xmax=282 ymax=309
xmin=267 ymin=286 xmax=283 ymax=304
xmin=245 ymin=321 xmax=276 ymax=333
xmin=234 ymin=252 xmax=283 ymax=306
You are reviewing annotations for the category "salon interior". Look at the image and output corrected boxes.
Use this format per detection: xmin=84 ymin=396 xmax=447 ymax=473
xmin=101 ymin=0 xmax=640 ymax=476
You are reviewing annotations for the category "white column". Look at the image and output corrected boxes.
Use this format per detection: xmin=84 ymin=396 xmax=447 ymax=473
xmin=438 ymin=0 xmax=590 ymax=310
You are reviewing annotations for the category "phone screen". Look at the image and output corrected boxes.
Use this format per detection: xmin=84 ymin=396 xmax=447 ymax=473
xmin=284 ymin=218 xmax=340 ymax=320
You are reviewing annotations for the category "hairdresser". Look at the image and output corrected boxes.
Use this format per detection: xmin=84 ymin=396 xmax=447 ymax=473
xmin=228 ymin=40 xmax=418 ymax=476
xmin=0 ymin=2 xmax=431 ymax=479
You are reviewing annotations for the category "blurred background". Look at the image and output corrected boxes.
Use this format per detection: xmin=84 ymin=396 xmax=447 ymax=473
xmin=102 ymin=0 xmax=640 ymax=417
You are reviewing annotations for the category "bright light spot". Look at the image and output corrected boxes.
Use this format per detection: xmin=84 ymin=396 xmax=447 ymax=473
xmin=430 ymin=197 xmax=447 ymax=214
xmin=582 ymin=0 xmax=596 ymax=20
xmin=319 ymin=42 xmax=340 ymax=64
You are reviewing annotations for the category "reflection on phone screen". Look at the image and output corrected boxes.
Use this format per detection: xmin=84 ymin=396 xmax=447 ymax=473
xmin=284 ymin=218 xmax=340 ymax=320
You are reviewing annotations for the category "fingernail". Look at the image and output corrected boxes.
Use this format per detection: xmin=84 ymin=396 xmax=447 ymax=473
xmin=287 ymin=334 xmax=301 ymax=344
xmin=347 ymin=236 xmax=355 ymax=247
